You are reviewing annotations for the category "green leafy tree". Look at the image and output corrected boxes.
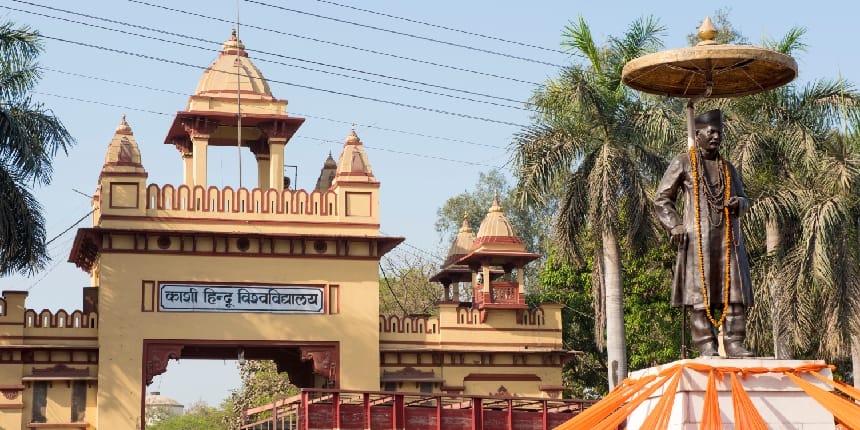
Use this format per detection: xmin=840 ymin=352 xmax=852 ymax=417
xmin=379 ymin=253 xmax=440 ymax=315
xmin=435 ymin=169 xmax=553 ymax=256
xmin=0 ymin=21 xmax=74 ymax=275
xmin=513 ymin=16 xmax=678 ymax=389
xmin=149 ymin=402 xmax=228 ymax=430
xmin=223 ymin=360 xmax=298 ymax=429
xmin=536 ymin=245 xmax=679 ymax=398
xmin=536 ymin=252 xmax=605 ymax=399
xmin=719 ymin=30 xmax=860 ymax=360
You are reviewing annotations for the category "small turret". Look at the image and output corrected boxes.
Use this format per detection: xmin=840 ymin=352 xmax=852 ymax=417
xmin=314 ymin=152 xmax=338 ymax=192
xmin=332 ymin=130 xmax=376 ymax=186
xmin=101 ymin=115 xmax=146 ymax=176
xmin=91 ymin=115 xmax=150 ymax=230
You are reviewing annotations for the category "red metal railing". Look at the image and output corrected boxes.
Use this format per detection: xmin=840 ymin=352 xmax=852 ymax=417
xmin=241 ymin=389 xmax=596 ymax=430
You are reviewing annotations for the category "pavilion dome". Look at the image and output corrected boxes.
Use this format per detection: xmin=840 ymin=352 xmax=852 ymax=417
xmin=193 ymin=29 xmax=275 ymax=101
xmin=145 ymin=391 xmax=183 ymax=408
xmin=473 ymin=195 xmax=523 ymax=248
xmin=442 ymin=215 xmax=476 ymax=267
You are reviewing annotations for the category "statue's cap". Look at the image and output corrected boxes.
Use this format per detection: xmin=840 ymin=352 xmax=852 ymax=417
xmin=694 ymin=109 xmax=723 ymax=128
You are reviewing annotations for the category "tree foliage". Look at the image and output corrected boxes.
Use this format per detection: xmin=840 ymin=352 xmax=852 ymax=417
xmin=435 ymin=169 xmax=553 ymax=255
xmin=534 ymin=245 xmax=680 ymax=398
xmin=379 ymin=253 xmax=441 ymax=315
xmin=0 ymin=20 xmax=74 ymax=276
xmin=148 ymin=402 xmax=228 ymax=430
xmin=513 ymin=15 xmax=679 ymax=389
xmin=222 ymin=360 xmax=298 ymax=428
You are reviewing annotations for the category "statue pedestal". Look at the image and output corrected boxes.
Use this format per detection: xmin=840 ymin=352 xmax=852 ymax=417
xmin=626 ymin=358 xmax=835 ymax=430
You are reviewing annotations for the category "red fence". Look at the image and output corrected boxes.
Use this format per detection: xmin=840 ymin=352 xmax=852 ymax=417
xmin=241 ymin=389 xmax=595 ymax=430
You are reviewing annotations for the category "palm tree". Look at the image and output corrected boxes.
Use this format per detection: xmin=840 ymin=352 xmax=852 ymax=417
xmin=0 ymin=21 xmax=74 ymax=276
xmin=512 ymin=16 xmax=678 ymax=389
xmin=724 ymin=27 xmax=860 ymax=359
xmin=774 ymin=129 xmax=860 ymax=362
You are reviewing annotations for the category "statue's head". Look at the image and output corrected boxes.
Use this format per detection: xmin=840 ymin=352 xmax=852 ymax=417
xmin=694 ymin=109 xmax=723 ymax=154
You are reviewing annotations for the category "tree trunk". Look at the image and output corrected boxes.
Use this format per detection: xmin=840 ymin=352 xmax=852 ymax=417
xmin=602 ymin=230 xmax=627 ymax=390
xmin=766 ymin=217 xmax=790 ymax=359
xmin=853 ymin=334 xmax=860 ymax=388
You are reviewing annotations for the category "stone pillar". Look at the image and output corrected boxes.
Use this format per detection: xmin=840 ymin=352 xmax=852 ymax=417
xmin=268 ymin=140 xmax=286 ymax=191
xmin=192 ymin=138 xmax=208 ymax=187
xmin=182 ymin=153 xmax=193 ymax=185
xmin=181 ymin=119 xmax=218 ymax=188
xmin=250 ymin=142 xmax=271 ymax=190
xmin=516 ymin=264 xmax=525 ymax=293
xmin=257 ymin=156 xmax=271 ymax=190
xmin=172 ymin=138 xmax=194 ymax=186
xmin=259 ymin=121 xmax=292 ymax=192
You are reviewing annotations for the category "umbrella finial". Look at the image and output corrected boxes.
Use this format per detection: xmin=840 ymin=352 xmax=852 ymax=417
xmin=697 ymin=17 xmax=718 ymax=46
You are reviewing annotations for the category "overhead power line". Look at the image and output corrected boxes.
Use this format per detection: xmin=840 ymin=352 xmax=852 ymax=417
xmin=298 ymin=136 xmax=502 ymax=168
xmin=244 ymin=0 xmax=563 ymax=68
xmin=37 ymin=68 xmax=509 ymax=149
xmin=11 ymin=1 xmax=529 ymax=107
xmin=40 ymin=34 xmax=527 ymax=128
xmin=127 ymin=0 xmax=541 ymax=86
xmin=305 ymin=0 xmax=566 ymax=55
xmin=8 ymin=5 xmax=524 ymax=110
xmin=291 ymin=112 xmax=503 ymax=149
xmin=32 ymin=92 xmax=506 ymax=167
xmin=39 ymin=68 xmax=505 ymax=149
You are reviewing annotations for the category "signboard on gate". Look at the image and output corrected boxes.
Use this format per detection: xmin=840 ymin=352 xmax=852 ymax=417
xmin=158 ymin=284 xmax=324 ymax=313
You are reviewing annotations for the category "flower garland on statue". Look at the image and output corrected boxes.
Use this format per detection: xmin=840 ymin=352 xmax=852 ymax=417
xmin=689 ymin=146 xmax=732 ymax=328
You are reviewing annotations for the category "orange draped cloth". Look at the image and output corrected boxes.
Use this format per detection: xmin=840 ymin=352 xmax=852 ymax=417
xmin=554 ymin=362 xmax=857 ymax=430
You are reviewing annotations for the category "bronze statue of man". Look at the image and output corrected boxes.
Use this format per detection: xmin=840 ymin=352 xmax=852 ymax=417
xmin=654 ymin=109 xmax=754 ymax=358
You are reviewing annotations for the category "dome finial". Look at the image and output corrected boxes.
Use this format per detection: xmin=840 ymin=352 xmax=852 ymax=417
xmin=116 ymin=114 xmax=132 ymax=134
xmin=346 ymin=128 xmax=360 ymax=143
xmin=222 ymin=28 xmax=246 ymax=52
xmin=459 ymin=212 xmax=472 ymax=233
xmin=489 ymin=193 xmax=502 ymax=213
xmin=697 ymin=17 xmax=718 ymax=46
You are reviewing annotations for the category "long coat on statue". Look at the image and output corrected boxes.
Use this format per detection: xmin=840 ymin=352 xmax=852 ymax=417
xmin=654 ymin=150 xmax=754 ymax=309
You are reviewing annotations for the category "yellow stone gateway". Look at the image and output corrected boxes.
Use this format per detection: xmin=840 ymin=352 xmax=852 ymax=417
xmin=0 ymin=31 xmax=571 ymax=429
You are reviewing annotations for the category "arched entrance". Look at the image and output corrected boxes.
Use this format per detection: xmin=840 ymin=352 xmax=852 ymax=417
xmin=142 ymin=340 xmax=339 ymax=428
xmin=143 ymin=340 xmax=339 ymax=389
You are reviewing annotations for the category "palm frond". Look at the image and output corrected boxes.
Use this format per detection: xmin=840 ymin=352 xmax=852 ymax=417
xmin=0 ymin=98 xmax=74 ymax=185
xmin=763 ymin=25 xmax=807 ymax=56
xmin=0 ymin=165 xmax=48 ymax=275
xmin=561 ymin=17 xmax=602 ymax=74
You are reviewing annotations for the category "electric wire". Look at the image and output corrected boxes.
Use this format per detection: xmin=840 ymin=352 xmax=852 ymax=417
xmin=9 ymin=2 xmax=528 ymax=108
xmin=26 ymin=207 xmax=93 ymax=292
xmin=45 ymin=209 xmax=96 ymax=247
xmin=305 ymin=0 xmax=566 ymax=55
xmin=37 ymin=68 xmax=505 ymax=149
xmin=31 ymin=92 xmax=506 ymax=168
xmin=40 ymin=34 xmax=528 ymax=127
xmin=127 ymin=0 xmax=542 ymax=86
xmin=290 ymin=113 xmax=503 ymax=149
xmin=244 ymin=0 xmax=563 ymax=67
xmin=379 ymin=261 xmax=408 ymax=315
xmin=298 ymin=136 xmax=502 ymax=168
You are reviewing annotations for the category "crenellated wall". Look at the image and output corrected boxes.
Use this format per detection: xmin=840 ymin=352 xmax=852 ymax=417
xmin=377 ymin=303 xmax=568 ymax=398
xmin=0 ymin=292 xmax=99 ymax=430
xmin=23 ymin=309 xmax=98 ymax=330
xmin=144 ymin=183 xmax=339 ymax=217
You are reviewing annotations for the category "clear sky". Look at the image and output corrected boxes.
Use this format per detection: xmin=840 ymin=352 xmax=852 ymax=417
xmin=1 ymin=0 xmax=857 ymax=408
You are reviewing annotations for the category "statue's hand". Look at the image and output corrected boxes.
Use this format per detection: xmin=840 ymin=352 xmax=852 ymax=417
xmin=726 ymin=196 xmax=740 ymax=210
xmin=726 ymin=196 xmax=748 ymax=214
xmin=669 ymin=225 xmax=686 ymax=246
